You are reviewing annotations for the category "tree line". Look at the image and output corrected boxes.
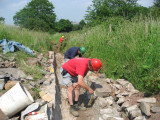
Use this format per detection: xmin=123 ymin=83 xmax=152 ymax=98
xmin=0 ymin=0 xmax=160 ymax=33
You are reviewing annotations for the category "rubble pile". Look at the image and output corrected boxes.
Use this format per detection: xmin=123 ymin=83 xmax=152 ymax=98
xmin=0 ymin=55 xmax=16 ymax=68
xmin=85 ymin=74 xmax=160 ymax=120
xmin=0 ymin=51 xmax=160 ymax=120
xmin=0 ymin=51 xmax=56 ymax=120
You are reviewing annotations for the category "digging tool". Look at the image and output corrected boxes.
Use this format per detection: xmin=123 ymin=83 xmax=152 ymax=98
xmin=87 ymin=91 xmax=98 ymax=106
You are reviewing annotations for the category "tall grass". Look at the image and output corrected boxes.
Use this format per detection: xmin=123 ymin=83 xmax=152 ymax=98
xmin=0 ymin=24 xmax=63 ymax=79
xmin=62 ymin=17 xmax=160 ymax=94
xmin=0 ymin=24 xmax=62 ymax=53
xmin=1 ymin=16 xmax=160 ymax=93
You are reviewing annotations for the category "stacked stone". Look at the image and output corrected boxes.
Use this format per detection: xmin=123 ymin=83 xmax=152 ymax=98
xmin=85 ymin=73 xmax=160 ymax=120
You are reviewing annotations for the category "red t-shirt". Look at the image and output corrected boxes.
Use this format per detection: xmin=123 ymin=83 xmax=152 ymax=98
xmin=62 ymin=58 xmax=90 ymax=77
xmin=59 ymin=37 xmax=64 ymax=43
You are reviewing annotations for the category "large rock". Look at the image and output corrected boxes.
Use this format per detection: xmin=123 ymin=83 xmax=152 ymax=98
xmin=4 ymin=81 xmax=18 ymax=90
xmin=98 ymin=96 xmax=114 ymax=108
xmin=127 ymin=105 xmax=138 ymax=113
xmin=140 ymin=102 xmax=151 ymax=116
xmin=116 ymin=79 xmax=129 ymax=86
xmin=137 ymin=98 xmax=156 ymax=103
xmin=100 ymin=107 xmax=120 ymax=117
xmin=151 ymin=107 xmax=160 ymax=113
xmin=129 ymin=109 xmax=142 ymax=119
xmin=113 ymin=84 xmax=122 ymax=90
xmin=94 ymin=82 xmax=112 ymax=98
xmin=134 ymin=116 xmax=146 ymax=120
xmin=102 ymin=114 xmax=124 ymax=120
xmin=0 ymin=68 xmax=26 ymax=79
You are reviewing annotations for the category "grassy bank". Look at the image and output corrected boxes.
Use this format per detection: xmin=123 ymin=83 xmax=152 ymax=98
xmin=61 ymin=17 xmax=160 ymax=94
xmin=0 ymin=24 xmax=62 ymax=53
xmin=0 ymin=16 xmax=160 ymax=94
xmin=0 ymin=24 xmax=63 ymax=79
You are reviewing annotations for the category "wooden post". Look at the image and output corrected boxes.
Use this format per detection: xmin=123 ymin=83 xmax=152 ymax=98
xmin=109 ymin=24 xmax=112 ymax=32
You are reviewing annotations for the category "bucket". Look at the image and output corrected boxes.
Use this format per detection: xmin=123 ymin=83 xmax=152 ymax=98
xmin=0 ymin=83 xmax=34 ymax=118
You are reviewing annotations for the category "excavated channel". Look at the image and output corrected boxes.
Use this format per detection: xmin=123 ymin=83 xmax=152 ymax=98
xmin=53 ymin=52 xmax=62 ymax=120
xmin=54 ymin=52 xmax=98 ymax=120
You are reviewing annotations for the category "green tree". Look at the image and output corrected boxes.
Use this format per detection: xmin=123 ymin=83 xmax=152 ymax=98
xmin=13 ymin=0 xmax=56 ymax=32
xmin=55 ymin=19 xmax=73 ymax=32
xmin=79 ymin=20 xmax=86 ymax=30
xmin=154 ymin=0 xmax=160 ymax=7
xmin=149 ymin=0 xmax=160 ymax=17
xmin=0 ymin=17 xmax=5 ymax=24
xmin=85 ymin=0 xmax=147 ymax=25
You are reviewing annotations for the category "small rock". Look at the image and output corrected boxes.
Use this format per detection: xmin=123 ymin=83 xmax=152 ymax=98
xmin=106 ymin=78 xmax=111 ymax=83
xmin=102 ymin=114 xmax=124 ymax=120
xmin=37 ymin=79 xmax=45 ymax=85
xmin=99 ymin=73 xmax=106 ymax=78
xmin=30 ymin=81 xmax=36 ymax=87
xmin=113 ymin=84 xmax=122 ymax=90
xmin=116 ymin=79 xmax=129 ymax=86
xmin=120 ymin=91 xmax=129 ymax=96
xmin=137 ymin=98 xmax=156 ymax=104
xmin=140 ymin=102 xmax=151 ymax=116
xmin=43 ymin=80 xmax=51 ymax=86
xmin=134 ymin=116 xmax=146 ymax=120
xmin=95 ymin=83 xmax=111 ymax=98
xmin=88 ymin=76 xmax=98 ymax=82
xmin=117 ymin=97 xmax=125 ymax=105
xmin=151 ymin=107 xmax=160 ymax=113
xmin=99 ymin=97 xmax=114 ymax=108
xmin=129 ymin=109 xmax=142 ymax=119
xmin=121 ymin=101 xmax=130 ymax=110
xmin=127 ymin=105 xmax=138 ymax=113
xmin=26 ymin=76 xmax=33 ymax=80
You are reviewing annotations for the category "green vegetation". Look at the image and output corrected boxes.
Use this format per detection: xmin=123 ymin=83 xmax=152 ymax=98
xmin=0 ymin=17 xmax=5 ymax=24
xmin=61 ymin=16 xmax=160 ymax=94
xmin=85 ymin=0 xmax=148 ymax=26
xmin=13 ymin=0 xmax=56 ymax=33
xmin=55 ymin=19 xmax=73 ymax=32
xmin=0 ymin=24 xmax=63 ymax=79
xmin=0 ymin=24 xmax=61 ymax=53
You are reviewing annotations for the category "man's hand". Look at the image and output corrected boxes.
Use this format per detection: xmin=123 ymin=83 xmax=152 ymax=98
xmin=88 ymin=88 xmax=94 ymax=94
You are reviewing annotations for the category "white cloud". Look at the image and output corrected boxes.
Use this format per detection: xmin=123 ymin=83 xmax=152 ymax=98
xmin=137 ymin=0 xmax=154 ymax=7
xmin=9 ymin=0 xmax=28 ymax=11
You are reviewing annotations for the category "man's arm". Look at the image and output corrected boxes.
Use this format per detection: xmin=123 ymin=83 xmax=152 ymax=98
xmin=77 ymin=75 xmax=94 ymax=94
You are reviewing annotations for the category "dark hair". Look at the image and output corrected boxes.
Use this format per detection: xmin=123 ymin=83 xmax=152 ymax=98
xmin=89 ymin=60 xmax=92 ymax=67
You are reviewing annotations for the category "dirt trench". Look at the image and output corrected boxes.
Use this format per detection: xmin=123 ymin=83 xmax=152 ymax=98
xmin=54 ymin=53 xmax=97 ymax=120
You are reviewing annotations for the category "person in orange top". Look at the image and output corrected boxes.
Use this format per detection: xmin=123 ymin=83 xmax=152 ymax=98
xmin=60 ymin=58 xmax=102 ymax=117
xmin=59 ymin=36 xmax=65 ymax=50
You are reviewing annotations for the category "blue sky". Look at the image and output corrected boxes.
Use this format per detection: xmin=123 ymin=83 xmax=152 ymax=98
xmin=0 ymin=0 xmax=154 ymax=25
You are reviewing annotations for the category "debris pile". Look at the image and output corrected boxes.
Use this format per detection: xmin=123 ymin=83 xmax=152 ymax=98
xmin=0 ymin=54 xmax=16 ymax=68
xmin=0 ymin=51 xmax=56 ymax=120
xmin=85 ymin=73 xmax=160 ymax=120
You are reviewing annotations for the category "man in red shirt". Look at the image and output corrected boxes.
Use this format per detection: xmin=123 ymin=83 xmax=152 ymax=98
xmin=59 ymin=36 xmax=65 ymax=50
xmin=60 ymin=58 xmax=102 ymax=117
